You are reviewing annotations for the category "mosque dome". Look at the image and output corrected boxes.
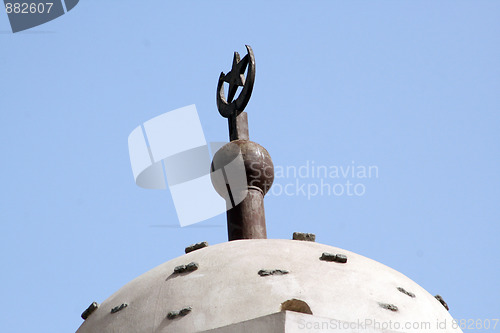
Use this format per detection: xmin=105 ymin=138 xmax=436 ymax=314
xmin=76 ymin=239 xmax=460 ymax=333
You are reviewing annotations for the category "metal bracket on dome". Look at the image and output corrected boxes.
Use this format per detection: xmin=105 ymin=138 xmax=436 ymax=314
xmin=216 ymin=45 xmax=255 ymax=141
xmin=110 ymin=303 xmax=127 ymax=314
xmin=81 ymin=302 xmax=99 ymax=320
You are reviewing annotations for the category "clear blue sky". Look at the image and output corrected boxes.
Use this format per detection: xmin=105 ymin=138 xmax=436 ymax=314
xmin=1 ymin=1 xmax=499 ymax=332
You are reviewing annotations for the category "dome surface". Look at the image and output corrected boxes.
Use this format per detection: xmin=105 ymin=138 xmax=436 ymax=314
xmin=76 ymin=239 xmax=461 ymax=333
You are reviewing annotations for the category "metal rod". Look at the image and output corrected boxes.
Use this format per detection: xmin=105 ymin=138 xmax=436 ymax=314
xmin=229 ymin=112 xmax=249 ymax=141
xmin=226 ymin=187 xmax=267 ymax=240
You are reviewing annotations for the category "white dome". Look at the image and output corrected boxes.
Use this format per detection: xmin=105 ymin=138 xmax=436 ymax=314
xmin=76 ymin=239 xmax=461 ymax=333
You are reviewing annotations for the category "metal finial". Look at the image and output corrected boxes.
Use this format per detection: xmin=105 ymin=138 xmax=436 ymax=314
xmin=216 ymin=45 xmax=255 ymax=141
xmin=212 ymin=45 xmax=273 ymax=241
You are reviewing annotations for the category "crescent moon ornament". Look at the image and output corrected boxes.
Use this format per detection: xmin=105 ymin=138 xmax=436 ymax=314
xmin=217 ymin=45 xmax=255 ymax=119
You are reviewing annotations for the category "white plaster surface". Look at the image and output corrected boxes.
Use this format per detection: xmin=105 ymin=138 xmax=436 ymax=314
xmin=76 ymin=239 xmax=462 ymax=333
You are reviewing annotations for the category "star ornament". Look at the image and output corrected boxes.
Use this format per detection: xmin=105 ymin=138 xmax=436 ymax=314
xmin=216 ymin=45 xmax=255 ymax=119
xmin=223 ymin=51 xmax=249 ymax=103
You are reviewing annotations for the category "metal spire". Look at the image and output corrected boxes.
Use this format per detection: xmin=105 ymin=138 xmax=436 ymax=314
xmin=212 ymin=45 xmax=274 ymax=241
